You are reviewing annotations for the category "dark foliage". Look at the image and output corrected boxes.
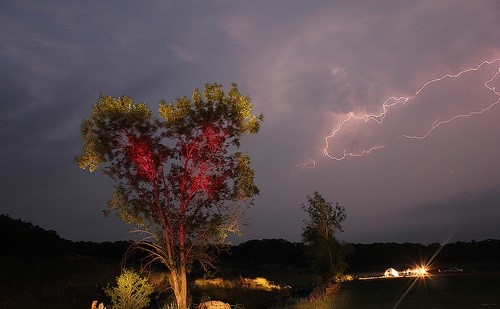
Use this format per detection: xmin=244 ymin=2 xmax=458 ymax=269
xmin=220 ymin=238 xmax=500 ymax=273
xmin=0 ymin=214 xmax=70 ymax=259
xmin=1 ymin=214 xmax=499 ymax=272
xmin=71 ymin=240 xmax=131 ymax=260
xmin=222 ymin=238 xmax=308 ymax=267
xmin=346 ymin=240 xmax=500 ymax=272
xmin=0 ymin=214 xmax=129 ymax=261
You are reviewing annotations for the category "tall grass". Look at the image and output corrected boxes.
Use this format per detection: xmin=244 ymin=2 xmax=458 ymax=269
xmin=289 ymin=292 xmax=350 ymax=309
xmin=193 ymin=277 xmax=291 ymax=309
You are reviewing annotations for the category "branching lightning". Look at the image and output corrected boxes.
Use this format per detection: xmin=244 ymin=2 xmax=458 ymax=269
xmin=325 ymin=144 xmax=386 ymax=161
xmin=403 ymin=62 xmax=500 ymax=139
xmin=319 ymin=57 xmax=500 ymax=162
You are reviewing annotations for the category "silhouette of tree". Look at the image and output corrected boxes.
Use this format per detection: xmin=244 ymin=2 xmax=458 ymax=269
xmin=301 ymin=191 xmax=350 ymax=281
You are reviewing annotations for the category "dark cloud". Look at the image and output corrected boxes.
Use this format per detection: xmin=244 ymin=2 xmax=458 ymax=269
xmin=0 ymin=1 xmax=498 ymax=243
xmin=386 ymin=185 xmax=500 ymax=244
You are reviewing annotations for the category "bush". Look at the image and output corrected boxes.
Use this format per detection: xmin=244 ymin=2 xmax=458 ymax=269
xmin=104 ymin=269 xmax=154 ymax=309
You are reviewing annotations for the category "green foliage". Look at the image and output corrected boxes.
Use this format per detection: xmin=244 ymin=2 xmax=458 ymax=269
xmin=158 ymin=83 xmax=262 ymax=140
xmin=301 ymin=191 xmax=350 ymax=280
xmin=76 ymin=83 xmax=262 ymax=308
xmin=104 ymin=269 xmax=153 ymax=309
xmin=76 ymin=84 xmax=262 ymax=237
xmin=76 ymin=94 xmax=157 ymax=173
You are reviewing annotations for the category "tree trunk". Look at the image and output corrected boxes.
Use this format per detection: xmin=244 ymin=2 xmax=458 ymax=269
xmin=170 ymin=268 xmax=187 ymax=309
xmin=177 ymin=233 xmax=188 ymax=309
xmin=179 ymin=263 xmax=188 ymax=309
xmin=169 ymin=233 xmax=188 ymax=308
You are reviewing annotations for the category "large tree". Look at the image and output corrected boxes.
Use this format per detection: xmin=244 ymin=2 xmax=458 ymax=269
xmin=76 ymin=83 xmax=262 ymax=308
xmin=301 ymin=191 xmax=349 ymax=281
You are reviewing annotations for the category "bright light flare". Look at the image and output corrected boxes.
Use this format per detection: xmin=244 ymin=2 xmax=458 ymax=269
xmin=415 ymin=265 xmax=428 ymax=276
xmin=392 ymin=240 xmax=449 ymax=309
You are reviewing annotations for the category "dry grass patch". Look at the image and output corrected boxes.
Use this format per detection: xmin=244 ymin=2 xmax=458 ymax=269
xmin=193 ymin=277 xmax=291 ymax=308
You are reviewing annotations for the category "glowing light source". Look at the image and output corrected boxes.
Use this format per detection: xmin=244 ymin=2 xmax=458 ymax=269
xmin=416 ymin=266 xmax=427 ymax=276
xmin=405 ymin=266 xmax=428 ymax=276
xmin=384 ymin=268 xmax=400 ymax=277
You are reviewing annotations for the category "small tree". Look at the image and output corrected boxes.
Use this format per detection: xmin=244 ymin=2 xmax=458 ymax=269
xmin=301 ymin=191 xmax=349 ymax=281
xmin=76 ymin=83 xmax=262 ymax=309
xmin=105 ymin=269 xmax=154 ymax=309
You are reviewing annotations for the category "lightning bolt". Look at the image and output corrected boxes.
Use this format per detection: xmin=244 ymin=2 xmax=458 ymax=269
xmin=403 ymin=62 xmax=500 ymax=139
xmin=321 ymin=57 xmax=500 ymax=161
xmin=325 ymin=143 xmax=386 ymax=161
xmin=296 ymin=158 xmax=316 ymax=169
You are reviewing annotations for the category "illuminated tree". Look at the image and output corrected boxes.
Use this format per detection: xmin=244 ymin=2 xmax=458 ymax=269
xmin=301 ymin=191 xmax=349 ymax=281
xmin=76 ymin=83 xmax=262 ymax=309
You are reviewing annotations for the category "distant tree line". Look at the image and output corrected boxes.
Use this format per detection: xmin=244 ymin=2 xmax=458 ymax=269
xmin=1 ymin=214 xmax=499 ymax=272
xmin=0 ymin=214 xmax=129 ymax=260
xmin=71 ymin=240 xmax=131 ymax=260
xmin=346 ymin=241 xmax=500 ymax=272
xmin=0 ymin=214 xmax=71 ymax=259
xmin=218 ymin=238 xmax=307 ymax=267
xmin=219 ymin=239 xmax=500 ymax=273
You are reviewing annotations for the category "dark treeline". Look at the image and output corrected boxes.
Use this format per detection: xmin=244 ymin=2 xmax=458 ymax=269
xmin=0 ymin=214 xmax=71 ymax=259
xmin=220 ymin=238 xmax=308 ymax=267
xmin=71 ymin=240 xmax=131 ymax=260
xmin=1 ymin=214 xmax=499 ymax=272
xmin=218 ymin=239 xmax=500 ymax=272
xmin=0 ymin=214 xmax=130 ymax=260
xmin=347 ymin=241 xmax=500 ymax=272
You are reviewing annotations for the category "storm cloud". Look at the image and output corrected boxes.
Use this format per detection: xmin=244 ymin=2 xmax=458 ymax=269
xmin=1 ymin=1 xmax=498 ymax=243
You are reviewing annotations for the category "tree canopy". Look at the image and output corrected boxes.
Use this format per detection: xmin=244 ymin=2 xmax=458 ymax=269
xmin=76 ymin=83 xmax=262 ymax=308
xmin=301 ymin=191 xmax=349 ymax=281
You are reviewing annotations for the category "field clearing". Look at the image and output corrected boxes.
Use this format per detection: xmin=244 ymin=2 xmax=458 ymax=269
xmin=328 ymin=272 xmax=500 ymax=309
xmin=0 ymin=256 xmax=120 ymax=308
xmin=1 ymin=253 xmax=498 ymax=308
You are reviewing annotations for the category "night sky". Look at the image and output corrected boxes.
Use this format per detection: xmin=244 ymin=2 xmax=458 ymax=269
xmin=1 ymin=1 xmax=499 ymax=244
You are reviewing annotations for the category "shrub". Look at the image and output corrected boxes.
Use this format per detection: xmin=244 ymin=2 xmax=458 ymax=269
xmin=104 ymin=269 xmax=153 ymax=309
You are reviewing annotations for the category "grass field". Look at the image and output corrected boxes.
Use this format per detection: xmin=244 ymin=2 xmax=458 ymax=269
xmin=0 ymin=256 xmax=121 ymax=309
xmin=1 ymin=254 xmax=498 ymax=308
xmin=294 ymin=272 xmax=499 ymax=309
xmin=188 ymin=272 xmax=500 ymax=308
